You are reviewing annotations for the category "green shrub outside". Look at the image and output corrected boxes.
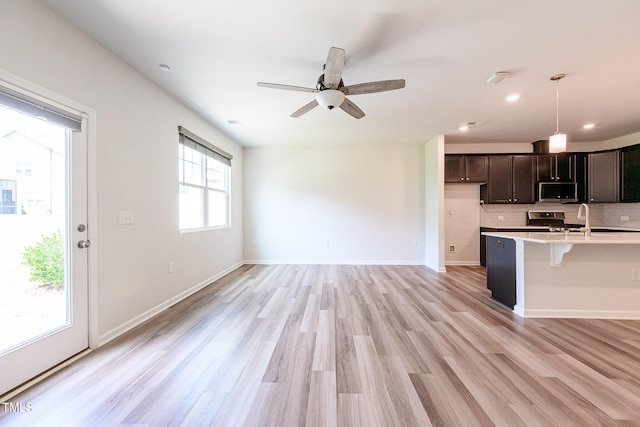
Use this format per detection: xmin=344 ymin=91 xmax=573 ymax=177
xmin=22 ymin=230 xmax=65 ymax=288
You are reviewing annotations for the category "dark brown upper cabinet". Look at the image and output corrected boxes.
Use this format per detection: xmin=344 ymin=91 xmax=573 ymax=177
xmin=621 ymin=144 xmax=640 ymax=202
xmin=445 ymin=155 xmax=488 ymax=183
xmin=536 ymin=153 xmax=574 ymax=182
xmin=484 ymin=155 xmax=536 ymax=204
xmin=588 ymin=150 xmax=619 ymax=203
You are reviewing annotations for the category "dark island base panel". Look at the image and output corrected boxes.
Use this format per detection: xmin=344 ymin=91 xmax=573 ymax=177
xmin=485 ymin=236 xmax=516 ymax=309
xmin=480 ymin=227 xmax=549 ymax=267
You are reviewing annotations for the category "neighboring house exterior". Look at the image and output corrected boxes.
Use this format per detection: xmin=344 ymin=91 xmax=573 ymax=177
xmin=0 ymin=130 xmax=65 ymax=215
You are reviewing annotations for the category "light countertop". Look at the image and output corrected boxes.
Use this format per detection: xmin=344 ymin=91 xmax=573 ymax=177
xmin=482 ymin=231 xmax=640 ymax=244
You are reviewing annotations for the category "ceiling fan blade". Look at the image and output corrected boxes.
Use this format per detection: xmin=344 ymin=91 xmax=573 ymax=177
xmin=257 ymin=82 xmax=317 ymax=93
xmin=341 ymin=79 xmax=406 ymax=95
xmin=340 ymin=98 xmax=365 ymax=119
xmin=291 ymin=99 xmax=319 ymax=118
xmin=323 ymin=47 xmax=345 ymax=89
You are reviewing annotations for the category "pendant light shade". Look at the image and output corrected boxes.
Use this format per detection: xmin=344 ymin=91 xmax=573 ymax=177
xmin=549 ymin=133 xmax=566 ymax=153
xmin=316 ymin=89 xmax=345 ymax=110
xmin=549 ymin=74 xmax=566 ymax=153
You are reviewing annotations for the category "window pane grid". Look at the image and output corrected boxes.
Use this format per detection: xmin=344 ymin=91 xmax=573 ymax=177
xmin=179 ymin=137 xmax=230 ymax=231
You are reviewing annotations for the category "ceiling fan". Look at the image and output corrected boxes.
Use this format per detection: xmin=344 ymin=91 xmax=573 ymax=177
xmin=257 ymin=47 xmax=405 ymax=119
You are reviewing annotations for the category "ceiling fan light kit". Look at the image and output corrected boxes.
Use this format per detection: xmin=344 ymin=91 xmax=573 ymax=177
xmin=257 ymin=47 xmax=405 ymax=119
xmin=316 ymin=89 xmax=345 ymax=110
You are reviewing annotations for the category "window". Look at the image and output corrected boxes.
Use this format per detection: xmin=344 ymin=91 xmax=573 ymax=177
xmin=178 ymin=127 xmax=232 ymax=230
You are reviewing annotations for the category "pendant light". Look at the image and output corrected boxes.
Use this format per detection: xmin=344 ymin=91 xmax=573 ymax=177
xmin=549 ymin=73 xmax=566 ymax=153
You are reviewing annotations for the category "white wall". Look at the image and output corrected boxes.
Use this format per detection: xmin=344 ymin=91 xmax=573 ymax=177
xmin=243 ymin=144 xmax=425 ymax=264
xmin=0 ymin=0 xmax=243 ymax=343
xmin=424 ymin=136 xmax=445 ymax=272
xmin=444 ymin=184 xmax=480 ymax=265
xmin=603 ymin=131 xmax=640 ymax=150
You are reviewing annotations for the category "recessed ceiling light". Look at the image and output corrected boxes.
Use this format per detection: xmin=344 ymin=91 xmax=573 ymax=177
xmin=486 ymin=71 xmax=510 ymax=84
xmin=159 ymin=64 xmax=171 ymax=72
xmin=506 ymin=94 xmax=520 ymax=102
xmin=459 ymin=125 xmax=469 ymax=131
xmin=583 ymin=123 xmax=595 ymax=129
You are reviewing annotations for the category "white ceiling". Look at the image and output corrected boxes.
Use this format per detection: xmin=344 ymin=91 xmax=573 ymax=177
xmin=41 ymin=0 xmax=640 ymax=148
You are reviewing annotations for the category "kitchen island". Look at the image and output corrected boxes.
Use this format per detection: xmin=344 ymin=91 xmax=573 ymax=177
xmin=482 ymin=231 xmax=640 ymax=319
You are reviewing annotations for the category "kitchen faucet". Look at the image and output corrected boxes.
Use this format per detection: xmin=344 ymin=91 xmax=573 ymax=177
xmin=577 ymin=203 xmax=591 ymax=236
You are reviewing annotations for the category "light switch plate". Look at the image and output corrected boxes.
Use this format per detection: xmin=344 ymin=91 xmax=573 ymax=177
xmin=119 ymin=211 xmax=134 ymax=225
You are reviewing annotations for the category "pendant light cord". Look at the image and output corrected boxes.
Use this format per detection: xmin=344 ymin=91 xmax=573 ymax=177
xmin=550 ymin=73 xmax=565 ymax=135
xmin=555 ymin=78 xmax=560 ymax=134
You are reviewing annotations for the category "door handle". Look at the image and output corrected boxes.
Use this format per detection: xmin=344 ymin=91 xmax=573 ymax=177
xmin=77 ymin=240 xmax=91 ymax=249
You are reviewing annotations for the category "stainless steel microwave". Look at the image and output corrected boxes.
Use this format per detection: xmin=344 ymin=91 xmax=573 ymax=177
xmin=538 ymin=182 xmax=578 ymax=203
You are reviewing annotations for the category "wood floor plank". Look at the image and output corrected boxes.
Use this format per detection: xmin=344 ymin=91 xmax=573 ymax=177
xmin=312 ymin=309 xmax=336 ymax=372
xmin=306 ymin=371 xmax=337 ymax=427
xmin=352 ymin=335 xmax=400 ymax=426
xmin=4 ymin=264 xmax=640 ymax=426
xmin=335 ymin=318 xmax=362 ymax=394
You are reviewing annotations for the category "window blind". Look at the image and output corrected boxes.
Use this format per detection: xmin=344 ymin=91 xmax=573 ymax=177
xmin=178 ymin=126 xmax=232 ymax=166
xmin=0 ymin=85 xmax=83 ymax=131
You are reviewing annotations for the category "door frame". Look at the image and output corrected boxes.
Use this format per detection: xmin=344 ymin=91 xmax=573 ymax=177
xmin=0 ymin=69 xmax=99 ymax=393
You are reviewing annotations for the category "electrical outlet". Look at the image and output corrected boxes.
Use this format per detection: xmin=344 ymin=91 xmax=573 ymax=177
xmin=168 ymin=262 xmax=174 ymax=273
xmin=449 ymin=244 xmax=455 ymax=252
xmin=621 ymin=216 xmax=630 ymax=221
xmin=632 ymin=269 xmax=640 ymax=281
xmin=498 ymin=215 xmax=505 ymax=220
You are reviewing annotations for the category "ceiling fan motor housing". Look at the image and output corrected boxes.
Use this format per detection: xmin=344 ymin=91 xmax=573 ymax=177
xmin=316 ymin=74 xmax=344 ymax=91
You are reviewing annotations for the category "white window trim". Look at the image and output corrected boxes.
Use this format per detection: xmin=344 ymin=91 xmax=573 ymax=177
xmin=178 ymin=127 xmax=232 ymax=231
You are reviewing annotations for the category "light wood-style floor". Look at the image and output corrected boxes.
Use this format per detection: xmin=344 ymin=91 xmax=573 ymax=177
xmin=2 ymin=264 xmax=640 ymax=426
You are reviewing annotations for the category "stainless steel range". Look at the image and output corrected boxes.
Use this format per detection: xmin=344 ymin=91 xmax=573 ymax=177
xmin=527 ymin=211 xmax=566 ymax=227
xmin=527 ymin=211 xmax=583 ymax=230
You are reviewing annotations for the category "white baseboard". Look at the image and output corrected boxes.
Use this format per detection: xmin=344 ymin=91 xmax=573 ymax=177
xmin=445 ymin=261 xmax=481 ymax=266
xmin=522 ymin=308 xmax=640 ymax=319
xmin=97 ymin=262 xmax=244 ymax=346
xmin=243 ymin=259 xmax=427 ymax=266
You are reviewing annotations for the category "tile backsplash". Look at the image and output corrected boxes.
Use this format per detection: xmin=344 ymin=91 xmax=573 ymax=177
xmin=603 ymin=203 xmax=640 ymax=228
xmin=480 ymin=202 xmax=640 ymax=228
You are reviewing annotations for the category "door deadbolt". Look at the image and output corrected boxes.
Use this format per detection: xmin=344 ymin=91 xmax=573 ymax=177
xmin=77 ymin=224 xmax=86 ymax=232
